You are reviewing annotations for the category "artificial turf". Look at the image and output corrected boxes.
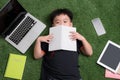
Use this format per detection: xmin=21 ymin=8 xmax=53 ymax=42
xmin=0 ymin=0 xmax=120 ymax=80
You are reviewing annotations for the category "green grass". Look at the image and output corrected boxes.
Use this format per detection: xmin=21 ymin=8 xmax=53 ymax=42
xmin=0 ymin=0 xmax=120 ymax=80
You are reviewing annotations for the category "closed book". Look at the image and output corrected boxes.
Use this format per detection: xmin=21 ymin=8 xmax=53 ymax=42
xmin=4 ymin=53 xmax=27 ymax=80
xmin=105 ymin=69 xmax=120 ymax=79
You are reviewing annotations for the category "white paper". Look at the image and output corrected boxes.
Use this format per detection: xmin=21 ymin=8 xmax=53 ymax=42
xmin=92 ymin=18 xmax=106 ymax=36
xmin=49 ymin=25 xmax=77 ymax=51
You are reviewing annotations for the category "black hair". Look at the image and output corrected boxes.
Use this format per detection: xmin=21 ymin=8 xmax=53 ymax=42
xmin=50 ymin=8 xmax=73 ymax=24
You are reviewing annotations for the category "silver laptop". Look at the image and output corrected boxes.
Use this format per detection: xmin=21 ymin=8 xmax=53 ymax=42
xmin=0 ymin=0 xmax=46 ymax=53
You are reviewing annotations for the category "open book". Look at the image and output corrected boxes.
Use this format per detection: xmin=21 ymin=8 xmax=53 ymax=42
xmin=4 ymin=53 xmax=27 ymax=80
xmin=49 ymin=25 xmax=77 ymax=51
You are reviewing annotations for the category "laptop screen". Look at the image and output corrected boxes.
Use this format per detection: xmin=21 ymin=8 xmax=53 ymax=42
xmin=0 ymin=0 xmax=26 ymax=36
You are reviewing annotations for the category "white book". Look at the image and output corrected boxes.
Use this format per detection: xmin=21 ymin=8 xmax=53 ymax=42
xmin=91 ymin=18 xmax=106 ymax=36
xmin=49 ymin=25 xmax=77 ymax=51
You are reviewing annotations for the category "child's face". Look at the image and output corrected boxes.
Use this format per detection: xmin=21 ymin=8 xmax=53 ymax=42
xmin=52 ymin=14 xmax=73 ymax=27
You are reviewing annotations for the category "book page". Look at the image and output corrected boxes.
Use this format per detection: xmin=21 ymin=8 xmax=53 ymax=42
xmin=61 ymin=26 xmax=76 ymax=51
xmin=49 ymin=26 xmax=62 ymax=51
xmin=49 ymin=26 xmax=77 ymax=51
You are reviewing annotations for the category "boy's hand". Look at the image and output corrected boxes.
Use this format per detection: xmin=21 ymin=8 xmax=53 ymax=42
xmin=70 ymin=31 xmax=85 ymax=41
xmin=37 ymin=35 xmax=53 ymax=43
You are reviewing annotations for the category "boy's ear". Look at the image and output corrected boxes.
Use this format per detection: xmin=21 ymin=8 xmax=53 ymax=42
xmin=52 ymin=24 xmax=54 ymax=27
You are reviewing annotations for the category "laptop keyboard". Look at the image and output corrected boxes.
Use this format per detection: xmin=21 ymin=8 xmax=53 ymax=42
xmin=9 ymin=16 xmax=37 ymax=45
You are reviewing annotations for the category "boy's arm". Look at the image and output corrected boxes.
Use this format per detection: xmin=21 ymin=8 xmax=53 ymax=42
xmin=80 ymin=37 xmax=93 ymax=56
xmin=34 ymin=37 xmax=45 ymax=59
xmin=34 ymin=35 xmax=53 ymax=59
xmin=70 ymin=31 xmax=93 ymax=56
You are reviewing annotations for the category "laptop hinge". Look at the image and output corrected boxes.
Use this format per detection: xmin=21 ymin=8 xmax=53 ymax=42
xmin=2 ymin=12 xmax=27 ymax=38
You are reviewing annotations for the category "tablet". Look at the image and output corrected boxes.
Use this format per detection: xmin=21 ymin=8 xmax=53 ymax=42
xmin=97 ymin=40 xmax=120 ymax=73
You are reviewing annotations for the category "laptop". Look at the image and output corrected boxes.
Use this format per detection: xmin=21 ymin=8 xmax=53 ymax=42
xmin=0 ymin=0 xmax=46 ymax=53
